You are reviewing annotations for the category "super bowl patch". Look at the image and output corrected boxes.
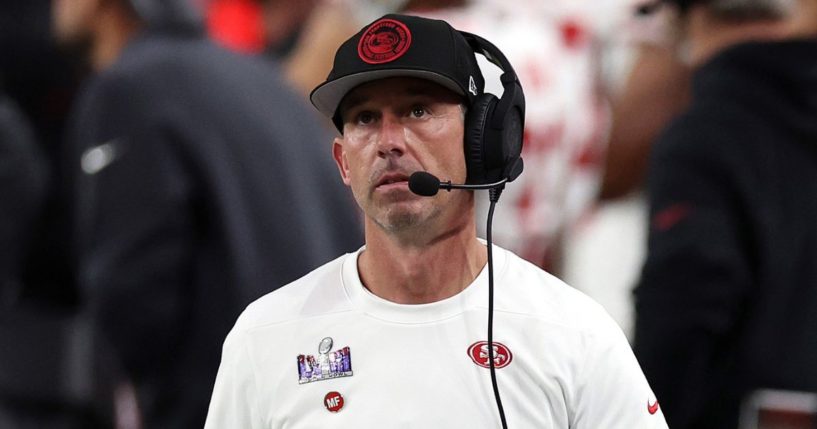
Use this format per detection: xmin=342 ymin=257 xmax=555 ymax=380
xmin=297 ymin=337 xmax=353 ymax=384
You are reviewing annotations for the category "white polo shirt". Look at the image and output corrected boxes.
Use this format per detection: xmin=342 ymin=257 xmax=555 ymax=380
xmin=205 ymin=245 xmax=668 ymax=428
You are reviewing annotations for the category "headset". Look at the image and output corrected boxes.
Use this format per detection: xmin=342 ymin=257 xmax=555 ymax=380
xmin=458 ymin=32 xmax=525 ymax=429
xmin=459 ymin=32 xmax=526 ymax=187
xmin=127 ymin=0 xmax=204 ymax=32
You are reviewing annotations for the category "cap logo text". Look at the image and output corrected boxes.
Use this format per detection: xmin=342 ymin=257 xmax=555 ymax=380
xmin=358 ymin=18 xmax=412 ymax=64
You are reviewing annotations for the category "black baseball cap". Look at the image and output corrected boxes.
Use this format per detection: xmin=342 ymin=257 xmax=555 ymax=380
xmin=310 ymin=14 xmax=486 ymax=131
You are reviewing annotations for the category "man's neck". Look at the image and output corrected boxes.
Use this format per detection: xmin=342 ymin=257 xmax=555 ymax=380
xmin=90 ymin=5 xmax=142 ymax=71
xmin=788 ymin=0 xmax=817 ymax=37
xmin=358 ymin=215 xmax=488 ymax=305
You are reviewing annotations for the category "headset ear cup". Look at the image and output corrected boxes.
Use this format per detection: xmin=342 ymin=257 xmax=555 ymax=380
xmin=500 ymin=85 xmax=525 ymax=181
xmin=464 ymin=94 xmax=497 ymax=184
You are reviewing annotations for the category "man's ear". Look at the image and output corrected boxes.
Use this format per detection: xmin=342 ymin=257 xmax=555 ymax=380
xmin=332 ymin=137 xmax=351 ymax=186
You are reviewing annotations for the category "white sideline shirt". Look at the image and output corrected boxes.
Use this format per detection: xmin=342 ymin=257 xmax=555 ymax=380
xmin=205 ymin=245 xmax=668 ymax=428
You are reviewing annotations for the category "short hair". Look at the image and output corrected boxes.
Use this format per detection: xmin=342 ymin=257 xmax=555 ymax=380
xmin=692 ymin=0 xmax=798 ymax=20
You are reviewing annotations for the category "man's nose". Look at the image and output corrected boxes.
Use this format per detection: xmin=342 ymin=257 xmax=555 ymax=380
xmin=376 ymin=113 xmax=406 ymax=158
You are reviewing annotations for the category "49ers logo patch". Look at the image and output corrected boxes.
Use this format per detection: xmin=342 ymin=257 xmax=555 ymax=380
xmin=468 ymin=341 xmax=513 ymax=369
xmin=358 ymin=19 xmax=412 ymax=64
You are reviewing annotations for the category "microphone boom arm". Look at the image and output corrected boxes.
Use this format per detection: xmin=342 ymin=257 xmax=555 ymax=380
xmin=438 ymin=177 xmax=509 ymax=192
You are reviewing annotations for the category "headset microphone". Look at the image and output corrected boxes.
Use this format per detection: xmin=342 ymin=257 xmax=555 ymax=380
xmin=408 ymin=172 xmax=509 ymax=197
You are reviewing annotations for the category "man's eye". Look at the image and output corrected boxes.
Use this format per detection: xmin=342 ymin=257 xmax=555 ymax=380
xmin=357 ymin=111 xmax=375 ymax=124
xmin=410 ymin=106 xmax=426 ymax=118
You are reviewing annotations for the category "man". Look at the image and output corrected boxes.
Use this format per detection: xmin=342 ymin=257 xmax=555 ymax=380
xmin=53 ymin=0 xmax=362 ymax=426
xmin=206 ymin=14 xmax=667 ymax=428
xmin=634 ymin=0 xmax=817 ymax=428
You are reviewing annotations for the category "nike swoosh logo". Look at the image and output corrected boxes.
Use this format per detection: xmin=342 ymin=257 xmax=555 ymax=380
xmin=648 ymin=399 xmax=660 ymax=415
xmin=81 ymin=139 xmax=120 ymax=175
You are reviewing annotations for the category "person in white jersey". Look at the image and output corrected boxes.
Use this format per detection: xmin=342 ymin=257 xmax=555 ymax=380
xmin=205 ymin=13 xmax=668 ymax=428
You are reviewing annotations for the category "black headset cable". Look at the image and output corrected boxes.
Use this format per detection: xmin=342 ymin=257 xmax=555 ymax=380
xmin=487 ymin=186 xmax=508 ymax=429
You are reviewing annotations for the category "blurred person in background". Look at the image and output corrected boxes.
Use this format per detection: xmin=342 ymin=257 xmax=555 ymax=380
xmin=0 ymin=0 xmax=82 ymax=311
xmin=1 ymin=2 xmax=99 ymax=428
xmin=0 ymin=89 xmax=55 ymax=428
xmin=633 ymin=0 xmax=817 ymax=427
xmin=560 ymin=1 xmax=692 ymax=339
xmin=258 ymin=0 xmax=322 ymax=59
xmin=259 ymin=0 xmax=358 ymax=95
xmin=0 ymin=89 xmax=47 ymax=321
xmin=52 ymin=0 xmax=363 ymax=426
xmin=600 ymin=4 xmax=691 ymax=201
xmin=0 ymin=0 xmax=80 ymax=150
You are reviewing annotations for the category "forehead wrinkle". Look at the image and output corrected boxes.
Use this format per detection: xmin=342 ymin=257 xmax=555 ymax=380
xmin=338 ymin=79 xmax=464 ymax=125
xmin=345 ymin=79 xmax=456 ymax=105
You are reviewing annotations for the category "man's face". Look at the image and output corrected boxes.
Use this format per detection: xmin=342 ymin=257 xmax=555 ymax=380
xmin=333 ymin=77 xmax=470 ymax=234
xmin=52 ymin=0 xmax=100 ymax=48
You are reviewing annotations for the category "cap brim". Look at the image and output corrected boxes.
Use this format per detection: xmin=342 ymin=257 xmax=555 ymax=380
xmin=310 ymin=69 xmax=466 ymax=119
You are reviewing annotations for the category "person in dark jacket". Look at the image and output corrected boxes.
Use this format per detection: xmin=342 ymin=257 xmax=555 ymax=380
xmin=53 ymin=0 xmax=363 ymax=427
xmin=634 ymin=0 xmax=817 ymax=428
xmin=0 ymin=91 xmax=46 ymax=308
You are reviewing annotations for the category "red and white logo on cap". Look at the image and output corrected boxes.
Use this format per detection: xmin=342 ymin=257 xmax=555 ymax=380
xmin=358 ymin=18 xmax=412 ymax=64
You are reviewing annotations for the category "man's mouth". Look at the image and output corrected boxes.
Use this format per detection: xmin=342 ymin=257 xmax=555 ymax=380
xmin=375 ymin=173 xmax=410 ymax=190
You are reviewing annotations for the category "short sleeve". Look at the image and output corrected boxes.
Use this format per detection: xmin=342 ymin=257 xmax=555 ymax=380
xmin=204 ymin=326 xmax=264 ymax=429
xmin=572 ymin=312 xmax=669 ymax=428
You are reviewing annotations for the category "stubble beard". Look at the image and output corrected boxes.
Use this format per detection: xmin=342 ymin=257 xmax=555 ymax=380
xmin=377 ymin=202 xmax=443 ymax=234
xmin=359 ymin=189 xmax=445 ymax=238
